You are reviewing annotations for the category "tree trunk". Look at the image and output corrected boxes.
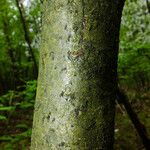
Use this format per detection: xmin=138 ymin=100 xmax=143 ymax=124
xmin=15 ymin=0 xmax=38 ymax=78
xmin=31 ymin=0 xmax=124 ymax=149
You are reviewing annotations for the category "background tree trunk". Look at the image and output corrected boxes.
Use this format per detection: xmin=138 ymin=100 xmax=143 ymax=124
xmin=15 ymin=0 xmax=38 ymax=78
xmin=31 ymin=0 xmax=124 ymax=149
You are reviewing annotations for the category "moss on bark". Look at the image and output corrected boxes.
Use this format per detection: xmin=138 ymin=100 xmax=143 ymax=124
xmin=31 ymin=0 xmax=124 ymax=149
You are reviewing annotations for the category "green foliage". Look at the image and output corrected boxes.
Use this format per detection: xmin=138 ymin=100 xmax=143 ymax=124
xmin=0 ymin=80 xmax=37 ymax=149
xmin=0 ymin=1 xmax=40 ymax=148
xmin=0 ymin=0 xmax=41 ymax=94
xmin=115 ymin=1 xmax=150 ymax=147
xmin=119 ymin=0 xmax=150 ymax=91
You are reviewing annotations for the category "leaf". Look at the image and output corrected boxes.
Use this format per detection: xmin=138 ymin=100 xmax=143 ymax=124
xmin=16 ymin=124 xmax=28 ymax=129
xmin=19 ymin=102 xmax=34 ymax=108
xmin=0 ymin=115 xmax=7 ymax=120
xmin=15 ymin=128 xmax=32 ymax=140
xmin=0 ymin=135 xmax=13 ymax=141
xmin=0 ymin=106 xmax=16 ymax=111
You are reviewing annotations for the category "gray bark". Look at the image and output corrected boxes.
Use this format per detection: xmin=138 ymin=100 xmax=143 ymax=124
xmin=31 ymin=0 xmax=124 ymax=149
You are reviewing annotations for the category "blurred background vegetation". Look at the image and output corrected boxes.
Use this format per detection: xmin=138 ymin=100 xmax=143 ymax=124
xmin=0 ymin=0 xmax=150 ymax=149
